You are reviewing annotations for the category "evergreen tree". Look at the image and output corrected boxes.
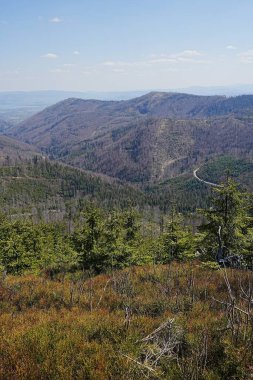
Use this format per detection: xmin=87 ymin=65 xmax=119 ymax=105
xmin=38 ymin=224 xmax=78 ymax=277
xmin=199 ymin=178 xmax=251 ymax=260
xmin=156 ymin=209 xmax=195 ymax=263
xmin=72 ymin=207 xmax=106 ymax=272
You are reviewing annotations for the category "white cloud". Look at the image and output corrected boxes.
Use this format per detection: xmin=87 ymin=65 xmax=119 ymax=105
xmin=42 ymin=53 xmax=59 ymax=59
xmin=100 ymin=50 xmax=210 ymax=73
xmin=50 ymin=17 xmax=63 ymax=23
xmin=226 ymin=45 xmax=237 ymax=50
xmin=176 ymin=49 xmax=203 ymax=57
xmin=238 ymin=50 xmax=253 ymax=64
xmin=73 ymin=50 xmax=80 ymax=55
xmin=101 ymin=60 xmax=150 ymax=68
xmin=149 ymin=57 xmax=177 ymax=64
xmin=156 ymin=50 xmax=212 ymax=65
xmin=49 ymin=63 xmax=77 ymax=74
xmin=177 ymin=57 xmax=210 ymax=64
xmin=102 ymin=61 xmax=117 ymax=66
xmin=153 ymin=50 xmax=206 ymax=63
xmin=50 ymin=68 xmax=69 ymax=73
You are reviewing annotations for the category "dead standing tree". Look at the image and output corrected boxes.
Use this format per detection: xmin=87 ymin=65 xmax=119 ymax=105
xmin=213 ymin=267 xmax=253 ymax=345
xmin=216 ymin=226 xmax=242 ymax=268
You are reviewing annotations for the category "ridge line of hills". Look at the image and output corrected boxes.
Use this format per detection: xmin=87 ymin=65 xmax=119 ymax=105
xmin=0 ymin=91 xmax=252 ymax=218
xmin=4 ymin=91 xmax=252 ymax=185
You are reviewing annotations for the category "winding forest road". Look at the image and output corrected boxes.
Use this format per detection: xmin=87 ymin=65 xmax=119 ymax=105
xmin=193 ymin=168 xmax=223 ymax=188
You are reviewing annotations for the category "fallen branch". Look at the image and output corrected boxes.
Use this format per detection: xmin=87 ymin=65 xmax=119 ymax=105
xmin=121 ymin=353 xmax=161 ymax=378
xmin=95 ymin=278 xmax=111 ymax=310
xmin=212 ymin=296 xmax=252 ymax=317
xmin=136 ymin=318 xmax=175 ymax=343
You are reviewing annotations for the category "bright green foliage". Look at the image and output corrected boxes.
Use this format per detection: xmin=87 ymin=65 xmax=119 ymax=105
xmin=37 ymin=224 xmax=78 ymax=276
xmin=155 ymin=211 xmax=195 ymax=263
xmin=73 ymin=207 xmax=107 ymax=272
xmin=72 ymin=207 xmax=148 ymax=273
xmin=0 ymin=205 xmax=154 ymax=275
xmin=116 ymin=209 xmax=143 ymax=267
xmin=0 ymin=216 xmax=38 ymax=274
xmin=0 ymin=182 xmax=253 ymax=276
xmin=199 ymin=178 xmax=252 ymax=258
xmin=0 ymin=218 xmax=77 ymax=275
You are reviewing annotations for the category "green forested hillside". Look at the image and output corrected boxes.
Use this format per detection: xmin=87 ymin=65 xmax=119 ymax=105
xmin=0 ymin=177 xmax=252 ymax=276
xmin=197 ymin=155 xmax=253 ymax=190
xmin=146 ymin=173 xmax=212 ymax=212
xmin=0 ymin=158 xmax=153 ymax=219
xmin=0 ymin=154 xmax=252 ymax=219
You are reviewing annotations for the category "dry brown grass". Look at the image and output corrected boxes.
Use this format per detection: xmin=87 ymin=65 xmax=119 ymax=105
xmin=0 ymin=263 xmax=252 ymax=379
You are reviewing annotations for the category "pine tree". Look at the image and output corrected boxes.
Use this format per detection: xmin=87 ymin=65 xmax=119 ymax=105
xmin=157 ymin=209 xmax=195 ymax=263
xmin=199 ymin=178 xmax=251 ymax=260
xmin=72 ymin=206 xmax=106 ymax=272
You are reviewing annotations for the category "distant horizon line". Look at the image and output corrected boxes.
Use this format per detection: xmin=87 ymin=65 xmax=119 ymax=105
xmin=2 ymin=84 xmax=253 ymax=94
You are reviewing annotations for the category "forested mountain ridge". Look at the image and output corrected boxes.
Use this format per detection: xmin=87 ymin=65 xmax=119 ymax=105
xmin=0 ymin=134 xmax=39 ymax=164
xmin=196 ymin=155 xmax=253 ymax=190
xmin=8 ymin=92 xmax=253 ymax=183
xmin=0 ymin=158 xmax=156 ymax=220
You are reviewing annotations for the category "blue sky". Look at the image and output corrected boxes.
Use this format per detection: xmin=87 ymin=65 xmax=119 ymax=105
xmin=1 ymin=0 xmax=253 ymax=91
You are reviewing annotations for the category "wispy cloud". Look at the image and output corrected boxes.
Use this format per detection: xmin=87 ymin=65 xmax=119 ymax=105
xmin=102 ymin=61 xmax=125 ymax=67
xmin=101 ymin=60 xmax=149 ymax=68
xmin=238 ymin=50 xmax=253 ymax=63
xmin=73 ymin=50 xmax=80 ymax=55
xmin=149 ymin=57 xmax=176 ymax=64
xmin=176 ymin=49 xmax=203 ymax=58
xmin=226 ymin=45 xmax=237 ymax=50
xmin=50 ymin=68 xmax=69 ymax=73
xmin=50 ymin=17 xmax=63 ymax=23
xmin=150 ymin=50 xmax=208 ymax=64
xmin=41 ymin=53 xmax=59 ymax=59
xmin=101 ymin=50 xmax=209 ymax=70
xmin=50 ymin=64 xmax=76 ymax=73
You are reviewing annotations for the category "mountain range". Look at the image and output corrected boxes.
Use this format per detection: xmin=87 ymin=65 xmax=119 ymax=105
xmin=6 ymin=92 xmax=253 ymax=184
xmin=2 ymin=85 xmax=253 ymax=124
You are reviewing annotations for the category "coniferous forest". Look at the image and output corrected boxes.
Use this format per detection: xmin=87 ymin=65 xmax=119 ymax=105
xmin=0 ymin=170 xmax=253 ymax=379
